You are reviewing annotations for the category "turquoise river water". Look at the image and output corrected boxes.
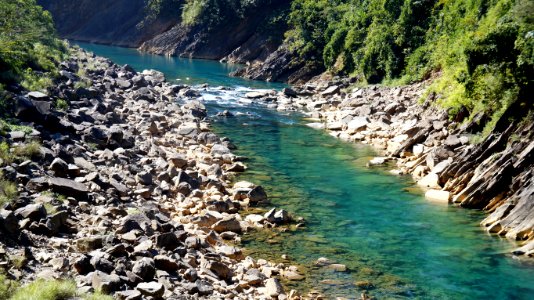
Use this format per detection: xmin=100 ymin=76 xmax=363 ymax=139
xmin=77 ymin=42 xmax=534 ymax=299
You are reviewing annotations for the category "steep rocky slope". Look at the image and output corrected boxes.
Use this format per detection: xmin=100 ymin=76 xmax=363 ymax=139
xmin=38 ymin=0 xmax=289 ymax=65
xmin=37 ymin=0 xmax=178 ymax=47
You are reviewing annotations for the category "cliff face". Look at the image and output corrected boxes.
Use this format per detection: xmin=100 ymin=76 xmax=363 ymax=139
xmin=38 ymin=0 xmax=289 ymax=64
xmin=38 ymin=0 xmax=178 ymax=47
xmin=230 ymin=44 xmax=324 ymax=84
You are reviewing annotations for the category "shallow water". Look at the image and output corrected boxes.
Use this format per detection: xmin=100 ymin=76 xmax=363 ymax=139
xmin=78 ymin=42 xmax=534 ymax=299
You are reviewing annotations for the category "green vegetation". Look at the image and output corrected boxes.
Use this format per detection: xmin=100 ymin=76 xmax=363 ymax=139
xmin=286 ymin=0 xmax=533 ymax=133
xmin=138 ymin=0 xmax=182 ymax=28
xmin=9 ymin=255 xmax=27 ymax=270
xmin=55 ymin=98 xmax=68 ymax=111
xmin=10 ymin=279 xmax=76 ymax=300
xmin=0 ymin=274 xmax=18 ymax=300
xmin=0 ymin=278 xmax=113 ymax=300
xmin=0 ymin=171 xmax=17 ymax=207
xmin=181 ymin=0 xmax=269 ymax=28
xmin=0 ymin=141 xmax=41 ymax=165
xmin=0 ymin=0 xmax=67 ymax=92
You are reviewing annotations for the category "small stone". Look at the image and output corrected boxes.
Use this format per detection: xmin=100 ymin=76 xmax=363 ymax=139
xmin=155 ymin=232 xmax=180 ymax=250
xmin=116 ymin=290 xmax=142 ymax=300
xmin=136 ymin=281 xmax=164 ymax=298
xmin=91 ymin=271 xmax=121 ymax=294
xmin=76 ymin=236 xmax=103 ymax=252
xmin=212 ymin=217 xmax=242 ymax=233
xmin=154 ymin=255 xmax=178 ymax=272
xmin=265 ymin=278 xmax=284 ymax=297
xmin=132 ymin=257 xmax=155 ymax=281
xmin=327 ymin=264 xmax=347 ymax=272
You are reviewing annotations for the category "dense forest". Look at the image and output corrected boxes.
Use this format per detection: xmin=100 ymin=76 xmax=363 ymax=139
xmin=284 ymin=0 xmax=533 ymax=134
xmin=0 ymin=0 xmax=66 ymax=94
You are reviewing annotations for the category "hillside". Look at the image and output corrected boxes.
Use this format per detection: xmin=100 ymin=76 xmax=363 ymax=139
xmin=38 ymin=0 xmax=290 ymax=64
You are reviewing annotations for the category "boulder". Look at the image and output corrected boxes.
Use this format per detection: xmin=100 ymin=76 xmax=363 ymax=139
xmin=76 ymin=236 xmax=103 ymax=252
xmin=206 ymin=260 xmax=233 ymax=280
xmin=282 ymin=87 xmax=297 ymax=97
xmin=116 ymin=290 xmax=142 ymax=300
xmin=155 ymin=232 xmax=180 ymax=250
xmin=132 ymin=257 xmax=155 ymax=281
xmin=49 ymin=158 xmax=69 ymax=177
xmin=212 ymin=217 xmax=242 ymax=233
xmin=321 ymin=85 xmax=340 ymax=96
xmin=264 ymin=278 xmax=284 ymax=297
xmin=48 ymin=177 xmax=88 ymax=199
xmin=346 ymin=117 xmax=369 ymax=134
xmin=247 ymin=185 xmax=268 ymax=204
xmin=14 ymin=203 xmax=46 ymax=221
xmin=154 ymin=255 xmax=178 ymax=272
xmin=136 ymin=282 xmax=164 ymax=298
xmin=417 ymin=173 xmax=441 ymax=189
xmin=425 ymin=189 xmax=451 ymax=203
xmin=27 ymin=91 xmax=49 ymax=101
xmin=91 ymin=271 xmax=121 ymax=294
xmin=73 ymin=255 xmax=94 ymax=275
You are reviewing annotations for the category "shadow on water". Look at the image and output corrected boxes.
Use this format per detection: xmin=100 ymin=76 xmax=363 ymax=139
xmin=78 ymin=42 xmax=534 ymax=300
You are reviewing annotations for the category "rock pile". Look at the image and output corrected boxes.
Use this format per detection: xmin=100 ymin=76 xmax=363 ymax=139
xmin=0 ymin=49 xmax=303 ymax=298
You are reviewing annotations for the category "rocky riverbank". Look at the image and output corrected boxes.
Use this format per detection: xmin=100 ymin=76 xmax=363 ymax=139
xmin=217 ymin=75 xmax=534 ymax=259
xmin=0 ymin=48 xmax=308 ymax=299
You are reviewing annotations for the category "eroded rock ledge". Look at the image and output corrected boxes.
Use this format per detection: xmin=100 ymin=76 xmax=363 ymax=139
xmin=230 ymin=76 xmax=534 ymax=259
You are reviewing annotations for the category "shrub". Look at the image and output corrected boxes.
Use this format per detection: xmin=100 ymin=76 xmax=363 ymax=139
xmin=0 ymin=273 xmax=18 ymax=300
xmin=10 ymin=279 xmax=77 ymax=300
xmin=0 ymin=175 xmax=17 ymax=207
xmin=55 ymin=98 xmax=68 ymax=111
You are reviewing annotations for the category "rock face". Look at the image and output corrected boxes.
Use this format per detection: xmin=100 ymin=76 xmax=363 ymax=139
xmin=38 ymin=0 xmax=289 ymax=65
xmin=231 ymin=44 xmax=324 ymax=84
xmin=38 ymin=0 xmax=177 ymax=47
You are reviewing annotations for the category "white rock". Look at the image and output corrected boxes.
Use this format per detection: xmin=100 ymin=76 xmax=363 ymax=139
xmin=305 ymin=122 xmax=325 ymax=130
xmin=425 ymin=189 xmax=451 ymax=203
xmin=413 ymin=144 xmax=425 ymax=156
xmin=264 ymin=278 xmax=284 ymax=297
xmin=346 ymin=117 xmax=369 ymax=134
xmin=417 ymin=173 xmax=441 ymax=189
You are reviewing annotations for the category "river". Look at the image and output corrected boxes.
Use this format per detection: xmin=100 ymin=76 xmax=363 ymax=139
xmin=76 ymin=42 xmax=534 ymax=299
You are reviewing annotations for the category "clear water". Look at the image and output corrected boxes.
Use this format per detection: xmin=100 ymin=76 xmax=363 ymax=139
xmin=77 ymin=42 xmax=534 ymax=299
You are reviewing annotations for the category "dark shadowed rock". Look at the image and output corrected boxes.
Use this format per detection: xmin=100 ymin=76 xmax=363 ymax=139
xmin=15 ymin=204 xmax=46 ymax=221
xmin=155 ymin=232 xmax=180 ymax=250
xmin=132 ymin=257 xmax=155 ymax=281
xmin=48 ymin=177 xmax=88 ymax=198
xmin=50 ymin=158 xmax=69 ymax=177
xmin=73 ymin=255 xmax=94 ymax=275
xmin=247 ymin=185 xmax=268 ymax=204
xmin=154 ymin=255 xmax=178 ymax=272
